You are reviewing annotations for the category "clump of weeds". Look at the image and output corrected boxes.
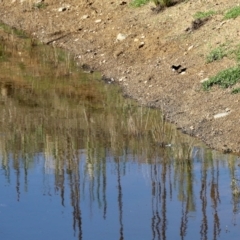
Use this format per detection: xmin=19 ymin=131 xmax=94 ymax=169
xmin=206 ymin=46 xmax=226 ymax=63
xmin=202 ymin=66 xmax=240 ymax=90
xmin=224 ymin=6 xmax=240 ymax=19
xmin=33 ymin=2 xmax=48 ymax=9
xmin=130 ymin=0 xmax=150 ymax=7
xmin=193 ymin=10 xmax=216 ymax=20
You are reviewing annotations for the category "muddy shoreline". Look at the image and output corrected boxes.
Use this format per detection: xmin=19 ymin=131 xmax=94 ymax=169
xmin=1 ymin=0 xmax=240 ymax=154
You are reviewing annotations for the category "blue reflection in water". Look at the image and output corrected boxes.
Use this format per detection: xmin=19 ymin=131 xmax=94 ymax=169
xmin=1 ymin=148 xmax=240 ymax=240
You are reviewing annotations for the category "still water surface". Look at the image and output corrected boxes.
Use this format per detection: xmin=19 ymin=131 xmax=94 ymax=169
xmin=1 ymin=25 xmax=240 ymax=240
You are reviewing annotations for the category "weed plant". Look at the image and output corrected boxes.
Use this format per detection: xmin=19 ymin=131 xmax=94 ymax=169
xmin=130 ymin=0 xmax=172 ymax=7
xmin=224 ymin=6 xmax=240 ymax=19
xmin=193 ymin=10 xmax=216 ymax=19
xmin=130 ymin=0 xmax=150 ymax=7
xmin=33 ymin=2 xmax=48 ymax=9
xmin=206 ymin=46 xmax=226 ymax=63
xmin=231 ymin=87 xmax=240 ymax=94
xmin=202 ymin=66 xmax=240 ymax=90
xmin=235 ymin=45 xmax=240 ymax=62
xmin=163 ymin=0 xmax=173 ymax=7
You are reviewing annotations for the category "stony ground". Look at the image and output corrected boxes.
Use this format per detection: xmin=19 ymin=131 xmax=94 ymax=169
xmin=1 ymin=0 xmax=240 ymax=154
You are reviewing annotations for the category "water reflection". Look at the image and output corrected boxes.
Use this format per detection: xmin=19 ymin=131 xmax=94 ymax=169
xmin=1 ymin=24 xmax=240 ymax=240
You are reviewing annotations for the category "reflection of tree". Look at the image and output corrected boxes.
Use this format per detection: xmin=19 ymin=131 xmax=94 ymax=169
xmin=150 ymin=160 xmax=167 ymax=240
xmin=178 ymin=159 xmax=195 ymax=240
xmin=198 ymin=149 xmax=222 ymax=240
xmin=200 ymin=157 xmax=208 ymax=240
xmin=69 ymin=168 xmax=82 ymax=240
xmin=66 ymin=136 xmax=83 ymax=239
xmin=172 ymin=143 xmax=196 ymax=240
xmin=116 ymin=157 xmax=124 ymax=240
xmin=210 ymin=159 xmax=220 ymax=240
xmin=13 ymin=154 xmax=21 ymax=201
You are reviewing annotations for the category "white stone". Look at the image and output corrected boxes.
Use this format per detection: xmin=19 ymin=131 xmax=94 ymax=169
xmin=139 ymin=42 xmax=145 ymax=48
xmin=116 ymin=33 xmax=127 ymax=41
xmin=82 ymin=15 xmax=89 ymax=20
xmin=214 ymin=112 xmax=230 ymax=119
xmin=58 ymin=7 xmax=66 ymax=12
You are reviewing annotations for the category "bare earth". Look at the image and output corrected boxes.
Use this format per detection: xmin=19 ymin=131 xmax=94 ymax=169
xmin=1 ymin=0 xmax=240 ymax=154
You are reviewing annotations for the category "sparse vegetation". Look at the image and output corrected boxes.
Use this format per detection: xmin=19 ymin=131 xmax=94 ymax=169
xmin=235 ymin=44 xmax=240 ymax=62
xmin=231 ymin=87 xmax=240 ymax=94
xmin=0 ymin=22 xmax=28 ymax=39
xmin=130 ymin=0 xmax=150 ymax=7
xmin=33 ymin=2 xmax=48 ymax=9
xmin=224 ymin=6 xmax=240 ymax=19
xmin=130 ymin=0 xmax=173 ymax=7
xmin=202 ymin=66 xmax=240 ymax=90
xmin=193 ymin=10 xmax=216 ymax=19
xmin=206 ymin=46 xmax=226 ymax=63
xmin=154 ymin=0 xmax=172 ymax=7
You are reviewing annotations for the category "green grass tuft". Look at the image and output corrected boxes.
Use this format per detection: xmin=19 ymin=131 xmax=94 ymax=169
xmin=231 ymin=87 xmax=240 ymax=94
xmin=130 ymin=0 xmax=150 ymax=7
xmin=33 ymin=2 xmax=48 ymax=9
xmin=202 ymin=66 xmax=240 ymax=90
xmin=193 ymin=10 xmax=216 ymax=19
xmin=158 ymin=0 xmax=172 ymax=7
xmin=206 ymin=46 xmax=226 ymax=63
xmin=224 ymin=6 xmax=240 ymax=19
xmin=235 ymin=45 xmax=240 ymax=62
xmin=130 ymin=0 xmax=173 ymax=7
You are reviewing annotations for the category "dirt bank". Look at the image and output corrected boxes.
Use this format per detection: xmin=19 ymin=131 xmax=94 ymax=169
xmin=1 ymin=0 xmax=240 ymax=154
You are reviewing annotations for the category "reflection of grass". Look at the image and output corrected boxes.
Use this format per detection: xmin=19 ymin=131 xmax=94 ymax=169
xmin=224 ymin=6 xmax=240 ymax=19
xmin=0 ymin=26 xmax=105 ymax=108
xmin=0 ymin=24 xmax=204 ymax=166
xmin=231 ymin=179 xmax=240 ymax=196
xmin=0 ymin=22 xmax=28 ymax=39
xmin=0 ymin=42 xmax=12 ymax=61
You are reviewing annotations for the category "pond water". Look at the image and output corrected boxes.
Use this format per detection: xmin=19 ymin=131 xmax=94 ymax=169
xmin=1 ymin=24 xmax=240 ymax=240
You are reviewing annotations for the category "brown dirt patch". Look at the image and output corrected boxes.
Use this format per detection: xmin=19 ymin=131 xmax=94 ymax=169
xmin=1 ymin=0 xmax=240 ymax=154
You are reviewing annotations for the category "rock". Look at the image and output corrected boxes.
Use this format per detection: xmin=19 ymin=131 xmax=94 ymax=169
xmin=58 ymin=7 xmax=67 ymax=12
xmin=138 ymin=42 xmax=145 ymax=48
xmin=214 ymin=112 xmax=230 ymax=119
xmin=113 ymin=50 xmax=123 ymax=58
xmin=95 ymin=19 xmax=102 ymax=23
xmin=119 ymin=76 xmax=127 ymax=82
xmin=116 ymin=33 xmax=127 ymax=41
xmin=102 ymin=75 xmax=114 ymax=84
xmin=81 ymin=15 xmax=89 ymax=20
xmin=119 ymin=1 xmax=127 ymax=5
xmin=188 ymin=45 xmax=193 ymax=51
